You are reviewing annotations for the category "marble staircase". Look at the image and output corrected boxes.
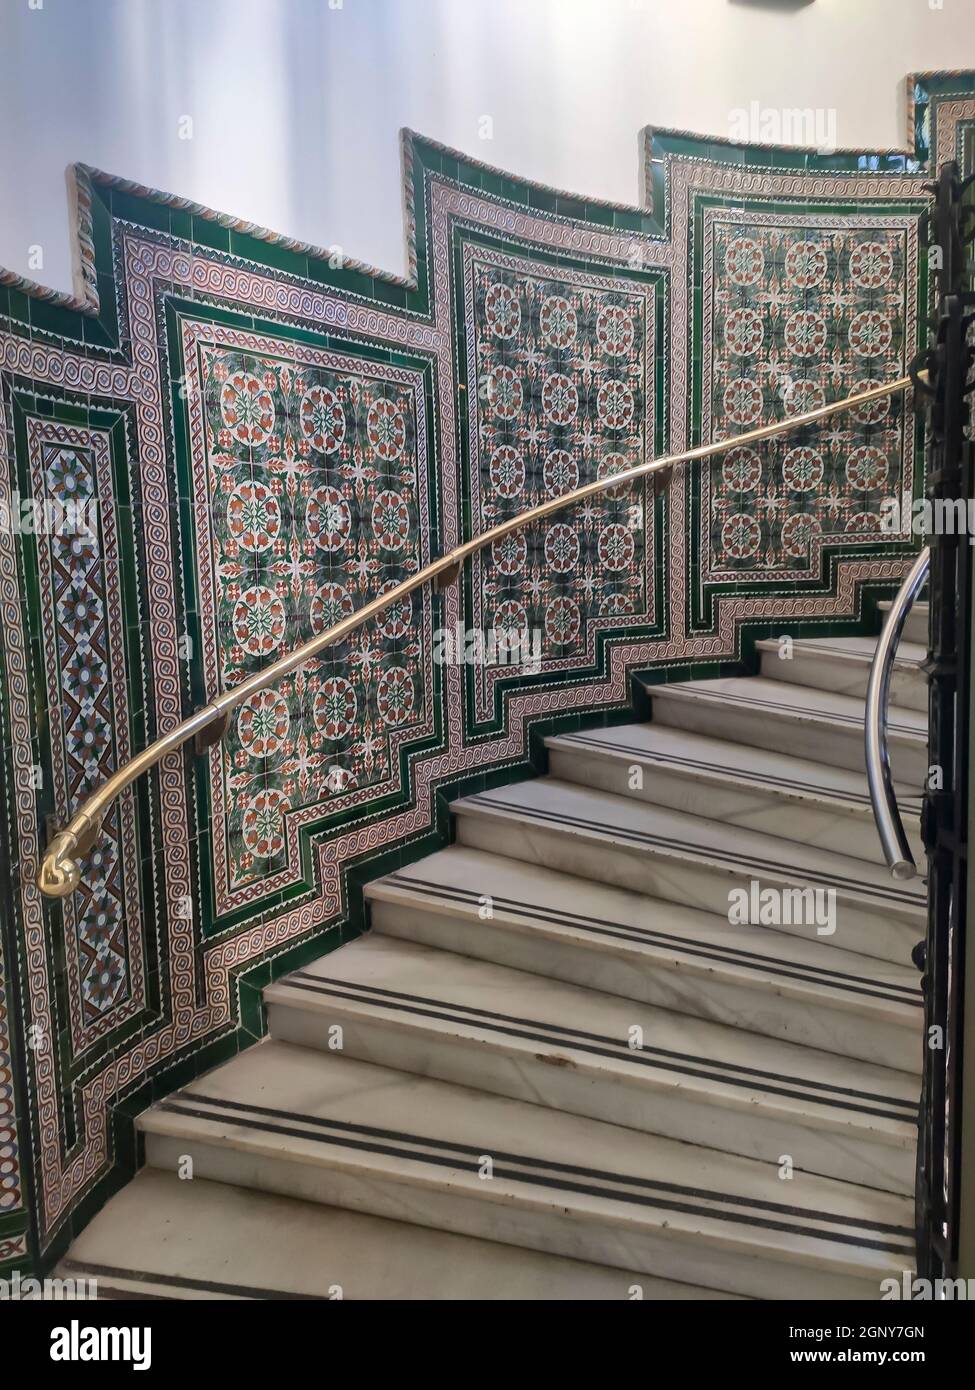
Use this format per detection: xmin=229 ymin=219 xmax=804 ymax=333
xmin=61 ymin=627 xmax=927 ymax=1300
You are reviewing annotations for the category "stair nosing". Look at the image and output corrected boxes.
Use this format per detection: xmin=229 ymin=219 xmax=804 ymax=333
xmin=648 ymin=679 xmax=926 ymax=743
xmin=545 ymin=729 xmax=924 ymax=819
xmin=754 ymin=637 xmax=925 ymax=672
xmin=266 ymin=965 xmax=918 ymax=1144
xmin=366 ymin=868 xmax=921 ymax=1023
xmin=453 ymin=786 xmax=926 ymax=919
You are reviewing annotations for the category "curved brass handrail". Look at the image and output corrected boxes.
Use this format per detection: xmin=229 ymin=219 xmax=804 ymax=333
xmin=38 ymin=372 xmax=919 ymax=898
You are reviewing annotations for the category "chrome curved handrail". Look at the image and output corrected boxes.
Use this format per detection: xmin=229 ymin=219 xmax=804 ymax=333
xmin=865 ymin=546 xmax=930 ymax=880
xmin=37 ymin=372 xmax=921 ymax=899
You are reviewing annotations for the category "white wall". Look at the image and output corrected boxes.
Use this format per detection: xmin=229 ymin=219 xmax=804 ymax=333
xmin=1 ymin=0 xmax=972 ymax=296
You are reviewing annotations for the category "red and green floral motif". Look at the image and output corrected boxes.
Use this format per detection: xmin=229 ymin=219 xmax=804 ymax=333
xmin=709 ymin=222 xmax=907 ymax=576
xmin=203 ymin=348 xmax=425 ymax=887
xmin=473 ymin=261 xmax=648 ymax=672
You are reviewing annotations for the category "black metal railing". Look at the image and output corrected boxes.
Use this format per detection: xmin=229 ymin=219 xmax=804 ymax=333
xmin=912 ymin=159 xmax=975 ymax=1279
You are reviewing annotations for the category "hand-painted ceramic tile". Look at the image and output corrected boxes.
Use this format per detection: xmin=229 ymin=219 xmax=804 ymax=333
xmin=703 ymin=213 xmax=915 ymax=583
xmin=26 ymin=420 xmax=146 ymax=1053
xmin=464 ymin=244 xmax=657 ymax=725
xmin=192 ymin=336 xmax=433 ymax=911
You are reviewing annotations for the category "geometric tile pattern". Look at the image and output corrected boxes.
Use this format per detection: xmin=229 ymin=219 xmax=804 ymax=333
xmin=199 ymin=344 xmax=429 ymax=898
xmin=0 ymin=66 xmax=968 ymax=1269
xmin=705 ymin=219 xmax=911 ymax=580
xmin=0 ymin=936 xmax=21 ymax=1222
xmin=27 ymin=422 xmax=144 ymax=1048
xmin=467 ymin=247 xmax=656 ymax=723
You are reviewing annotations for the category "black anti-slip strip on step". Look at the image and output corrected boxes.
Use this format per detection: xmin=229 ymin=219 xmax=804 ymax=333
xmin=462 ymin=794 xmax=924 ymax=910
xmin=59 ymin=1259 xmax=323 ymax=1300
xmin=383 ymin=873 xmax=922 ymax=1008
xmin=650 ymin=686 xmax=923 ymax=739
xmin=285 ymin=972 xmax=918 ymax=1123
xmin=555 ymin=733 xmax=923 ymax=813
xmin=776 ymin=641 xmax=922 ymax=669
xmin=158 ymin=1094 xmax=914 ymax=1255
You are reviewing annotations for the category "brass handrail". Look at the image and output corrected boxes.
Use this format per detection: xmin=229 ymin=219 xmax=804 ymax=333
xmin=37 ymin=372 xmax=919 ymax=898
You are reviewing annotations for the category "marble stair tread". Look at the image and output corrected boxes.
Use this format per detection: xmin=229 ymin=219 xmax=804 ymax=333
xmin=366 ymin=846 xmax=922 ymax=1071
xmin=545 ymin=722 xmax=923 ymax=855
xmin=138 ymin=1041 xmax=915 ymax=1299
xmin=453 ymin=777 xmax=926 ymax=921
xmin=644 ymin=676 xmax=927 ymax=787
xmin=756 ymin=636 xmax=927 ymax=711
xmin=367 ymin=839 xmax=917 ymax=1028
xmin=879 ymin=600 xmax=928 ymax=648
xmin=267 ymin=933 xmax=918 ymax=1155
xmin=59 ymin=1169 xmax=717 ymax=1301
xmin=758 ymin=634 xmax=925 ymax=670
xmin=647 ymin=676 xmax=926 ymax=748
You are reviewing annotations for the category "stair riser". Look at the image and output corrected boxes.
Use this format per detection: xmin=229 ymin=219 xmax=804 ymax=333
xmin=651 ymin=698 xmax=927 ymax=787
xmin=368 ymin=902 xmax=921 ymax=1074
xmin=454 ymin=814 xmax=923 ymax=967
xmin=269 ymin=998 xmax=916 ymax=1194
xmin=882 ymin=606 xmax=928 ymax=647
xmin=546 ymin=746 xmax=924 ymax=865
xmin=143 ymin=1131 xmax=890 ymax=1300
xmin=759 ymin=650 xmax=927 ymax=714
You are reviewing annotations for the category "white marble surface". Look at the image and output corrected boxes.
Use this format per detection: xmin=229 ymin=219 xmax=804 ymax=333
xmin=452 ymin=779 xmax=924 ymax=966
xmin=64 ymin=1168 xmax=729 ymax=1300
xmin=64 ymin=641 xmax=933 ymax=1303
xmin=139 ymin=1041 xmax=914 ymax=1301
xmin=757 ymin=636 xmax=927 ymax=713
xmin=879 ymin=601 xmax=928 ymax=647
xmin=545 ymin=722 xmax=924 ymax=863
xmin=267 ymin=933 xmax=917 ymax=1193
xmin=367 ymin=844 xmax=922 ymax=1071
xmin=649 ymin=677 xmax=928 ymax=787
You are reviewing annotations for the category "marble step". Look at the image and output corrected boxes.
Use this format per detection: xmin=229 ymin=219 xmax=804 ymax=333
xmin=545 ymin=723 xmax=924 ymax=865
xmin=645 ymin=676 xmax=928 ymax=788
xmin=880 ymin=600 xmax=928 ymax=648
xmin=452 ymin=779 xmax=926 ymax=967
xmin=267 ymin=933 xmax=918 ymax=1194
xmin=366 ymin=847 xmax=922 ymax=1072
xmin=757 ymin=636 xmax=928 ymax=714
xmin=59 ymin=1168 xmax=720 ymax=1301
xmin=139 ymin=1040 xmax=915 ymax=1300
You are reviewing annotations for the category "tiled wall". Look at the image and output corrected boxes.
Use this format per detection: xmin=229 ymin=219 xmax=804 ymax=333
xmin=1 ymin=68 xmax=971 ymax=1271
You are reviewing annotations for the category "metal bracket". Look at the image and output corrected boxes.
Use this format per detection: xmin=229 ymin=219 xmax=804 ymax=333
xmin=194 ymin=711 xmax=229 ymax=755
xmin=434 ymin=561 xmax=461 ymax=592
xmin=45 ymin=814 xmax=99 ymax=855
